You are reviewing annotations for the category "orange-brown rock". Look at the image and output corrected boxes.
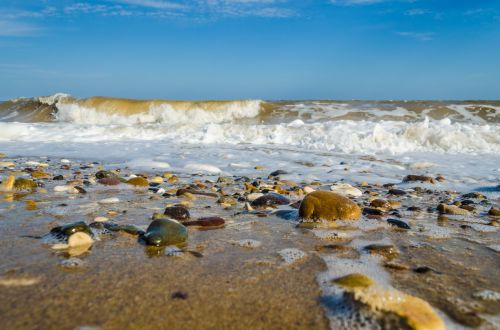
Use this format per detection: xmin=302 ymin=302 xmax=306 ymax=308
xmin=126 ymin=177 xmax=149 ymax=187
xmin=299 ymin=191 xmax=361 ymax=221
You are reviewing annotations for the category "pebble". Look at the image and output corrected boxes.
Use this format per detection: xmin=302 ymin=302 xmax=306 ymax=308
xmin=98 ymin=178 xmax=121 ymax=186
xmin=438 ymin=203 xmax=470 ymax=216
xmin=251 ymin=193 xmax=290 ymax=208
xmin=183 ymin=217 xmax=225 ymax=228
xmin=164 ymin=205 xmax=190 ymax=221
xmin=150 ymin=176 xmax=164 ymax=184
xmin=403 ymin=175 xmax=436 ymax=184
xmin=68 ymin=232 xmax=94 ymax=248
xmin=126 ymin=177 xmax=149 ymax=187
xmin=94 ymin=216 xmax=109 ymax=222
xmin=387 ymin=218 xmax=410 ymax=229
xmin=330 ymin=183 xmax=362 ymax=197
xmin=269 ymin=170 xmax=288 ymax=177
xmin=53 ymin=185 xmax=79 ymax=194
xmin=388 ymin=188 xmax=406 ymax=196
xmin=489 ymin=207 xmax=500 ymax=216
xmin=303 ymin=186 xmax=315 ymax=194
xmin=98 ymin=197 xmax=120 ymax=204
xmin=370 ymin=199 xmax=390 ymax=208
xmin=0 ymin=161 xmax=15 ymax=167
xmin=333 ymin=273 xmax=374 ymax=289
xmin=299 ymin=191 xmax=361 ymax=221
xmin=246 ymin=193 xmax=264 ymax=202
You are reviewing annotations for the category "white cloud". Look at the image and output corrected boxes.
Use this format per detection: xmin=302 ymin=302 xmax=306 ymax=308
xmin=397 ymin=31 xmax=434 ymax=41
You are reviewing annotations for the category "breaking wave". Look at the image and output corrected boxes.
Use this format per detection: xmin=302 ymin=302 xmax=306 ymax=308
xmin=0 ymin=93 xmax=499 ymax=155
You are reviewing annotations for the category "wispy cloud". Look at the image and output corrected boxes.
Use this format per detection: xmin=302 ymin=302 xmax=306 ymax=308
xmin=405 ymin=8 xmax=429 ymax=16
xmin=200 ymin=0 xmax=296 ymax=18
xmin=330 ymin=0 xmax=386 ymax=5
xmin=0 ymin=20 xmax=43 ymax=37
xmin=115 ymin=0 xmax=187 ymax=10
xmin=397 ymin=31 xmax=434 ymax=41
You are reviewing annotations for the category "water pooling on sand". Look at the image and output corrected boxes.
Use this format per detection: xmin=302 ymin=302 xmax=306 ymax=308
xmin=0 ymin=94 xmax=498 ymax=329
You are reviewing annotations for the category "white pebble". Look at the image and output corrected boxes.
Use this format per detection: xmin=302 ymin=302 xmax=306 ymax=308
xmin=94 ymin=216 xmax=109 ymax=222
xmin=303 ymin=186 xmax=315 ymax=194
xmin=98 ymin=197 xmax=120 ymax=204
xmin=53 ymin=185 xmax=79 ymax=194
xmin=68 ymin=232 xmax=94 ymax=247
xmin=60 ymin=159 xmax=71 ymax=164
xmin=330 ymin=183 xmax=362 ymax=197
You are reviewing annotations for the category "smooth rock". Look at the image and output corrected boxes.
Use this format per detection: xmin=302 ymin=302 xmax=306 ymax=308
xmin=53 ymin=185 xmax=79 ymax=194
xmin=98 ymin=177 xmax=121 ymax=186
xmin=370 ymin=199 xmax=390 ymax=208
xmin=164 ymin=205 xmax=190 ymax=221
xmin=437 ymin=204 xmax=470 ymax=216
xmin=489 ymin=207 xmax=500 ymax=216
xmin=0 ymin=175 xmax=15 ymax=191
xmin=388 ymin=189 xmax=406 ymax=196
xmin=344 ymin=286 xmax=446 ymax=330
xmin=251 ymin=193 xmax=290 ymax=209
xmin=387 ymin=218 xmax=411 ymax=229
xmin=333 ymin=273 xmax=374 ymax=289
xmin=403 ymin=175 xmax=436 ymax=184
xmin=50 ymin=221 xmax=92 ymax=239
xmin=299 ymin=191 xmax=361 ymax=221
xmin=68 ymin=232 xmax=94 ymax=247
xmin=147 ymin=176 xmax=162 ymax=185
xmin=126 ymin=177 xmax=149 ymax=187
xmin=0 ymin=161 xmax=15 ymax=167
xmin=98 ymin=197 xmax=120 ymax=204
xmin=143 ymin=219 xmax=188 ymax=247
xmin=95 ymin=170 xmax=120 ymax=180
xmin=330 ymin=183 xmax=362 ymax=197
xmin=269 ymin=170 xmax=288 ymax=177
xmin=183 ymin=216 xmax=225 ymax=228
xmin=14 ymin=178 xmax=37 ymax=191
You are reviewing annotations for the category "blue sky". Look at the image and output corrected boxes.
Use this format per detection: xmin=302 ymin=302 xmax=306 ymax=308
xmin=0 ymin=0 xmax=499 ymax=100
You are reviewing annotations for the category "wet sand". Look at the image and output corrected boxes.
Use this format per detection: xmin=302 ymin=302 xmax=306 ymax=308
xmin=0 ymin=156 xmax=499 ymax=329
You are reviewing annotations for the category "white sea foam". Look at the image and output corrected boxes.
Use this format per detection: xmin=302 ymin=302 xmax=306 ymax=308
xmin=0 ymin=116 xmax=497 ymax=155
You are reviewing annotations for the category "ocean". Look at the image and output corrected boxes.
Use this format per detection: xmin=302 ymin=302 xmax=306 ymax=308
xmin=0 ymin=94 xmax=498 ymax=192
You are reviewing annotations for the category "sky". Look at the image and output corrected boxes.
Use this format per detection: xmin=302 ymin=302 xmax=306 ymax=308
xmin=0 ymin=0 xmax=499 ymax=100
